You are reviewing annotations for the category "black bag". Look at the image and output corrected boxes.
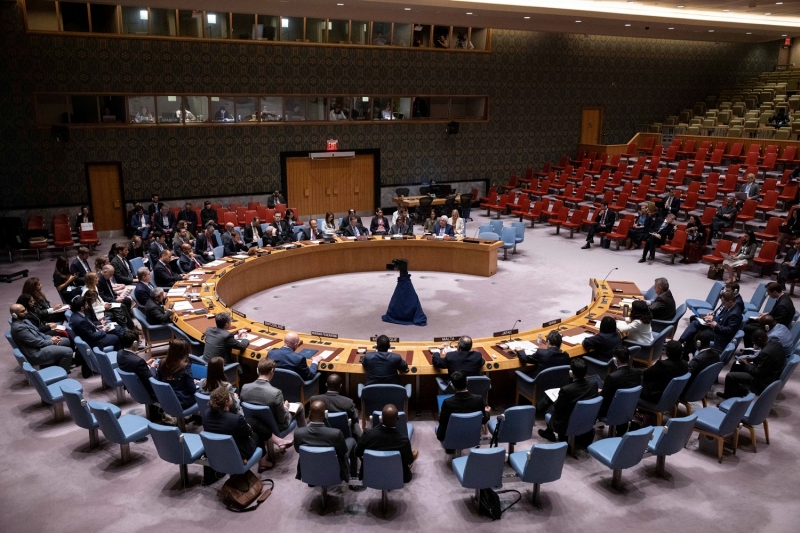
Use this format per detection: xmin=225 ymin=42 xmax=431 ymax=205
xmin=707 ymin=264 xmax=723 ymax=280
xmin=489 ymin=416 xmax=503 ymax=448
xmin=219 ymin=471 xmax=273 ymax=512
xmin=600 ymin=237 xmax=611 ymax=249
xmin=478 ymin=488 xmax=522 ymax=520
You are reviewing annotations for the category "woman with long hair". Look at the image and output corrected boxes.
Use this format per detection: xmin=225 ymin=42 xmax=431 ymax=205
xmin=156 ymin=339 xmax=197 ymax=409
xmin=723 ymin=231 xmax=758 ymax=282
xmin=616 ymin=300 xmax=653 ymax=344
xmin=53 ymin=256 xmax=80 ymax=304
xmin=198 ymin=357 xmax=241 ymax=415
xmin=22 ymin=277 xmax=65 ymax=323
xmin=448 ymin=208 xmax=465 ymax=237
xmin=322 ymin=211 xmax=337 ymax=233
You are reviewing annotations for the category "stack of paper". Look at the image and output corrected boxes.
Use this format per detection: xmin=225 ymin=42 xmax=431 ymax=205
xmin=204 ymin=260 xmax=226 ymax=267
xmin=562 ymin=332 xmax=593 ymax=345
xmin=232 ymin=254 xmax=249 ymax=260
xmin=172 ymin=301 xmax=194 ymax=311
xmin=187 ymin=276 xmax=203 ymax=281
xmin=167 ymin=287 xmax=187 ymax=297
xmin=317 ymin=350 xmax=335 ymax=360
xmin=545 ymin=388 xmax=560 ymax=402
xmin=250 ymin=338 xmax=271 ymax=348
xmin=506 ymin=340 xmax=539 ymax=352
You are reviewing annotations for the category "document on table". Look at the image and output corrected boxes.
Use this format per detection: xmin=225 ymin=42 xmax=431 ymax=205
xmin=172 ymin=301 xmax=195 ymax=311
xmin=545 ymin=388 xmax=560 ymax=402
xmin=168 ymin=287 xmax=187 ymax=297
xmin=187 ymin=276 xmax=203 ymax=281
xmin=204 ymin=260 xmax=226 ymax=267
xmin=232 ymin=254 xmax=249 ymax=260
xmin=562 ymin=332 xmax=593 ymax=345
xmin=507 ymin=340 xmax=538 ymax=352
xmin=317 ymin=350 xmax=335 ymax=360
xmin=250 ymin=338 xmax=271 ymax=348
xmin=619 ymin=298 xmax=637 ymax=307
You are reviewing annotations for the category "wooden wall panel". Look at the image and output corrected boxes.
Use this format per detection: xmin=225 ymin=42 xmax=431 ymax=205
xmin=87 ymin=163 xmax=124 ymax=231
xmin=286 ymin=154 xmax=374 ymax=216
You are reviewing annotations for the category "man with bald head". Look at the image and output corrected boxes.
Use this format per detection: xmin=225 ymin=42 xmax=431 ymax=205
xmin=10 ymin=304 xmax=73 ymax=372
xmin=310 ymin=373 xmax=361 ymax=437
xmin=293 ymin=400 xmax=358 ymax=484
xmin=356 ymin=404 xmax=417 ymax=483
xmin=268 ymin=331 xmax=324 ymax=381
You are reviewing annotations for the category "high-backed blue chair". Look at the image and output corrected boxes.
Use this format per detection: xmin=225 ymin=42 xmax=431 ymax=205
xmin=213 ymin=246 xmax=224 ymax=260
xmin=583 ymin=355 xmax=616 ymax=381
xmin=194 ymin=392 xmax=210 ymax=416
xmin=647 ymin=414 xmax=697 ymax=477
xmin=370 ymin=411 xmax=414 ymax=441
xmin=477 ymin=224 xmax=493 ymax=235
xmin=600 ymin=386 xmax=642 ymax=437
xmin=88 ymin=400 xmax=149 ymax=464
xmin=651 ymin=304 xmax=686 ymax=337
xmin=74 ymin=336 xmax=100 ymax=375
xmin=642 ymin=285 xmax=657 ymax=303
xmin=637 ymin=372 xmax=691 ymax=425
xmin=500 ymin=226 xmax=516 ymax=260
xmin=118 ymin=369 xmax=158 ymax=420
xmin=22 ymin=362 xmax=83 ymax=422
xmin=780 ymin=353 xmax=800 ymax=390
xmin=511 ymin=221 xmax=525 ymax=253
xmin=486 ymin=405 xmax=535 ymax=453
xmin=692 ymin=393 xmax=754 ymax=463
xmin=478 ymin=231 xmax=499 ymax=242
xmin=509 ymin=442 xmax=569 ymax=509
xmin=626 ymin=326 xmax=674 ymax=367
xmin=149 ymin=377 xmax=199 ymax=431
xmin=63 ymin=387 xmax=120 ymax=449
xmin=452 ymin=447 xmax=506 ymax=506
xmin=718 ymin=380 xmax=782 ymax=453
xmin=94 ymin=348 xmax=126 ymax=404
xmin=679 ymin=361 xmax=724 ymax=414
xmin=685 ymin=281 xmax=724 ymax=314
xmin=588 ymin=426 xmax=654 ymax=491
xmin=5 ymin=328 xmax=18 ymax=349
xmin=359 ymin=384 xmax=411 ymax=431
xmin=171 ymin=325 xmax=205 ymax=357
xmin=242 ymin=402 xmax=297 ymax=461
xmin=326 ymin=411 xmax=351 ymax=439
xmin=362 ymin=450 xmax=404 ymax=514
xmin=719 ymin=342 xmax=738 ymax=366
xmin=148 ymin=423 xmax=205 ymax=485
xmin=515 ymin=365 xmax=570 ymax=407
xmin=271 ymin=368 xmax=320 ymax=405
xmin=489 ymin=219 xmax=504 ymax=234
xmin=438 ymin=411 xmax=483 ymax=457
xmin=13 ymin=348 xmax=67 ymax=385
xmin=297 ymin=445 xmax=345 ymax=512
xmin=200 ymin=431 xmax=262 ymax=477
xmin=436 ymin=375 xmax=491 ymax=403
xmin=745 ymin=283 xmax=768 ymax=313
xmin=133 ymin=308 xmax=173 ymax=356
xmin=129 ymin=256 xmax=144 ymax=274
xmin=546 ymin=396 xmax=602 ymax=456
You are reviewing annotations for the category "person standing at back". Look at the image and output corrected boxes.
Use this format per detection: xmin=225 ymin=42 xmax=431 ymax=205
xmin=362 ymin=334 xmax=409 ymax=385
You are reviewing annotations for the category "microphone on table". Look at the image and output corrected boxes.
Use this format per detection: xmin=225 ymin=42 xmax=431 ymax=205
xmin=602 ymin=267 xmax=618 ymax=284
xmin=509 ymin=319 xmax=521 ymax=340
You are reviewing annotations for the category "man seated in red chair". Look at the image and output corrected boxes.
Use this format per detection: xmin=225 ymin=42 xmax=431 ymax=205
xmin=639 ymin=213 xmax=675 ymax=263
xmin=582 ymin=201 xmax=615 ymax=249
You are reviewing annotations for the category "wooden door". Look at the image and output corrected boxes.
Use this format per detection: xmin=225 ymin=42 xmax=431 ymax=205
xmin=86 ymin=163 xmax=124 ymax=231
xmin=286 ymin=154 xmax=374 ymax=217
xmin=581 ymin=107 xmax=603 ymax=145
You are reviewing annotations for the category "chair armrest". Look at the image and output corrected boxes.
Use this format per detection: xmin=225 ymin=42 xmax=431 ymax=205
xmin=623 ymin=339 xmax=650 ymax=348
xmin=404 ymin=384 xmax=412 ymax=398
xmin=223 ymin=362 xmax=240 ymax=373
xmin=717 ymin=397 xmax=735 ymax=413
xmin=357 ymin=383 xmax=365 ymax=398
xmin=102 ymin=346 xmax=114 ymax=353
xmin=188 ymin=355 xmax=206 ymax=366
xmin=303 ymin=372 xmax=321 ymax=387
xmin=515 ymin=370 xmax=534 ymax=384
xmin=583 ymin=355 xmax=613 ymax=367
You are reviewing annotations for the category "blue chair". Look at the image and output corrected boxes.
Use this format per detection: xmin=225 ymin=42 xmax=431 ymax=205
xmin=780 ymin=353 xmax=800 ymax=390
xmin=362 ymin=450 xmax=404 ymax=514
xmin=94 ymin=348 xmax=126 ymax=404
xmin=719 ymin=342 xmax=737 ymax=366
xmin=685 ymin=281 xmax=724 ymax=314
xmin=587 ymin=426 xmax=654 ymax=491
xmin=718 ymin=380 xmax=782 ymax=453
xmin=326 ymin=411 xmax=351 ymax=439
xmin=187 ymin=352 xmax=239 ymax=385
xmin=22 ymin=362 xmax=83 ymax=422
xmin=789 ymin=320 xmax=800 ymax=348
xmin=486 ymin=405 xmax=536 ymax=453
xmin=489 ymin=219 xmax=504 ymax=234
xmin=583 ymin=355 xmax=616 ymax=381
xmin=651 ymin=304 xmax=686 ymax=336
xmin=242 ymin=402 xmax=297 ymax=461
xmin=170 ymin=325 xmax=204 ymax=357
xmin=546 ymin=396 xmax=602 ymax=456
xmin=370 ymin=411 xmax=414 ymax=441
xmin=200 ymin=431 xmax=262 ymax=477
xmin=149 ymin=377 xmax=199 ymax=431
xmin=515 ymin=365 xmax=570 ymax=407
xmin=63 ymin=387 xmax=121 ymax=449
xmin=74 ymin=336 xmax=100 ymax=375
xmin=88 ymin=400 xmax=149 ymax=464
xmin=4 ymin=329 xmax=18 ymax=350
xmin=642 ymin=285 xmax=657 ymax=303
xmin=271 ymin=368 xmax=320 ymax=405
xmin=359 ymin=384 xmax=411 ymax=431
xmin=745 ymin=283 xmax=768 ymax=313
xmin=149 ymin=423 xmax=205 ymax=486
xmin=477 ymin=224 xmax=493 ymax=235
xmin=118 ymin=369 xmax=158 ymax=420
xmin=297 ymin=445 xmax=345 ymax=512
xmin=500 ymin=226 xmax=516 ymax=260
xmin=509 ymin=442 xmax=568 ymax=509
xmin=679 ymin=361 xmax=724 ymax=414
xmin=647 ymin=414 xmax=697 ymax=477
xmin=194 ymin=392 xmax=210 ymax=415
xmin=129 ymin=256 xmax=144 ymax=274
xmin=692 ymin=393 xmax=755 ymax=463
xmin=637 ymin=372 xmax=691 ymax=425
xmin=452 ymin=447 xmax=506 ymax=506
xmin=478 ymin=231 xmax=499 ymax=241
xmin=599 ymin=386 xmax=642 ymax=437
xmin=13 ymin=348 xmax=67 ymax=385
xmin=511 ymin=221 xmax=525 ymax=253
xmin=437 ymin=411 xmax=483 ymax=457
xmin=626 ymin=326 xmax=674 ymax=366
xmin=436 ymin=375 xmax=492 ymax=403
xmin=133 ymin=308 xmax=173 ymax=356
xmin=213 ymin=246 xmax=224 ymax=260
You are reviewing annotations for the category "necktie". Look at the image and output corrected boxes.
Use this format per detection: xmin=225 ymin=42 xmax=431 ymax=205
xmin=353 ymin=226 xmax=360 ymax=237
xmin=600 ymin=211 xmax=606 ymax=225
xmin=194 ymin=257 xmax=201 ymax=268
xmin=83 ymin=260 xmax=91 ymax=272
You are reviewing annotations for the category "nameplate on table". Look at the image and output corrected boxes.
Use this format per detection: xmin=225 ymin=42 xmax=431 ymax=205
xmin=433 ymin=336 xmax=460 ymax=342
xmin=311 ymin=331 xmax=339 ymax=339
xmin=576 ymin=305 xmax=589 ymax=315
xmin=492 ymin=329 xmax=518 ymax=338
xmin=542 ymin=318 xmax=562 ymax=327
xmin=371 ymin=336 xmax=400 ymax=342
xmin=233 ymin=260 xmax=246 ymax=266
xmin=231 ymin=309 xmax=246 ymax=319
xmin=263 ymin=321 xmax=285 ymax=331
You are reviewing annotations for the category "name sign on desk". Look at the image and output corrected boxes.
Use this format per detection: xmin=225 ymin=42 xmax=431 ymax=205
xmin=371 ymin=336 xmax=400 ymax=343
xmin=232 ymin=309 xmax=246 ymax=319
xmin=576 ymin=305 xmax=589 ymax=315
xmin=542 ymin=319 xmax=562 ymax=327
xmin=311 ymin=331 xmax=339 ymax=339
xmin=263 ymin=321 xmax=285 ymax=331
xmin=492 ymin=329 xmax=519 ymax=338
xmin=434 ymin=336 xmax=460 ymax=342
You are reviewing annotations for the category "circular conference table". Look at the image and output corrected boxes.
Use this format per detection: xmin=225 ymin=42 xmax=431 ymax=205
xmin=167 ymin=235 xmax=643 ymax=406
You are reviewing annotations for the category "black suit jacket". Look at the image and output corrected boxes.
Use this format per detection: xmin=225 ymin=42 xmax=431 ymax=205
xmin=390 ymin=223 xmax=414 ymax=235
xmin=356 ymin=425 xmax=414 ymax=483
xmin=436 ymin=391 xmax=489 ymax=441
xmin=550 ymin=378 xmax=598 ymax=436
xmin=147 ymin=202 xmax=164 ymax=217
xmin=97 ymin=276 xmax=117 ymax=303
xmin=153 ymin=260 xmax=181 ymax=287
xmin=144 ymin=298 xmax=172 ymax=325
xmin=176 ymin=210 xmax=198 ymax=232
xmin=710 ymin=304 xmax=743 ymax=350
xmin=599 ymin=366 xmax=643 ymax=417
xmin=194 ymin=233 xmax=220 ymax=259
xmin=110 ymin=256 xmax=136 ymax=285
xmin=687 ymin=348 xmax=720 ymax=389
xmin=178 ymin=254 xmax=203 ymax=274
xmin=362 ymin=351 xmax=409 ymax=385
xmin=747 ymin=339 xmax=787 ymax=394
xmin=202 ymin=408 xmax=258 ymax=460
xmin=343 ymin=223 xmax=369 ymax=237
xmin=518 ymin=346 xmax=570 ymax=377
xmin=148 ymin=241 xmax=167 ymax=266
xmin=116 ymin=349 xmax=156 ymax=399
xmin=649 ymin=219 xmax=676 ymax=243
xmin=594 ymin=209 xmax=616 ymax=231
xmin=302 ymin=226 xmax=325 ymax=241
xmin=581 ymin=332 xmax=623 ymax=362
xmin=662 ymin=195 xmax=681 ymax=216
xmin=293 ymin=423 xmax=351 ymax=482
xmin=641 ymin=358 xmax=689 ymax=403
xmin=370 ymin=216 xmax=391 ymax=234
xmin=770 ymin=293 xmax=795 ymax=327
xmin=650 ymin=290 xmax=676 ymax=321
xmin=309 ymin=391 xmax=359 ymax=427
xmin=270 ymin=220 xmax=294 ymax=244
xmin=431 ymin=350 xmax=484 ymax=377
xmin=69 ymin=257 xmax=91 ymax=286
xmin=153 ymin=212 xmax=177 ymax=234
xmin=243 ymin=224 xmax=264 ymax=245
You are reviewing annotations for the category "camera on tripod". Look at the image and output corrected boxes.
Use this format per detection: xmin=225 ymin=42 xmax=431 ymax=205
xmin=385 ymin=258 xmax=409 ymax=276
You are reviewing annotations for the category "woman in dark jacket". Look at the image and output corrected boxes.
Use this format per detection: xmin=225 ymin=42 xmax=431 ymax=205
xmin=155 ymin=339 xmax=197 ymax=409
xmin=22 ymin=277 xmax=65 ymax=323
xmin=581 ymin=316 xmax=622 ymax=362
xmin=777 ymin=208 xmax=800 ymax=258
xmin=369 ymin=207 xmax=391 ymax=235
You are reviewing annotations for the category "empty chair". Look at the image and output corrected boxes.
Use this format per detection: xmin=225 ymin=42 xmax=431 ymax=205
xmin=194 ymin=391 xmax=210 ymax=415
xmin=88 ymin=400 xmax=149 ymax=464
xmin=362 ymin=450 xmax=405 ymax=514
xmin=148 ymin=424 xmax=205 ymax=486
xmin=717 ymin=380 xmax=782 ymax=453
xmin=515 ymin=365 xmax=570 ymax=407
xmin=13 ymin=348 xmax=67 ymax=385
xmin=94 ymin=348 xmax=125 ymax=404
xmin=637 ymin=372 xmax=691 ymax=425
xmin=437 ymin=411 xmax=483 ymax=457
xmin=22 ymin=362 xmax=83 ymax=422
xmin=509 ymin=442 xmax=568 ymax=509
xmin=685 ymin=281 xmax=724 ymax=314
xmin=587 ymin=426 xmax=654 ymax=491
xmin=200 ymin=431 xmax=263 ymax=478
xmin=63 ymin=387 xmax=120 ymax=449
xmin=359 ymin=384 xmax=411 ymax=430
xmin=150 ymin=377 xmax=199 ymax=431
xmin=271 ymin=368 xmax=320 ymax=405
xmin=489 ymin=219 xmax=503 ymax=234
xmin=510 ymin=221 xmax=525 ymax=253
xmin=117 ymin=369 xmax=159 ymax=421
xmin=647 ymin=414 xmax=697 ymax=478
xmin=500 ymin=226 xmax=516 ymax=260
xmin=627 ymin=326 xmax=674 ymax=367
xmin=297 ymin=445 xmax=346 ymax=512
xmin=132 ymin=308 xmax=173 ymax=356
xmin=600 ymin=386 xmax=642 ymax=437
xmin=486 ymin=405 xmax=536 ymax=453
xmin=242 ymin=402 xmax=297 ymax=461
xmin=679 ymin=361 xmax=724 ymax=414
xmin=780 ymin=353 xmax=800 ymax=390
xmin=452 ymin=447 xmax=506 ymax=507
xmin=692 ymin=393 xmax=755 ymax=463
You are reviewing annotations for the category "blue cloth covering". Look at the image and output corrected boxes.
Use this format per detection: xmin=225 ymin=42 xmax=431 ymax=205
xmin=381 ymin=274 xmax=427 ymax=326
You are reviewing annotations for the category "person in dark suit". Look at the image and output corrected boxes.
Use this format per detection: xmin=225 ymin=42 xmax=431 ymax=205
xmin=115 ymin=330 xmax=158 ymax=402
xmin=720 ymin=330 xmax=786 ymax=399
xmin=129 ymin=205 xmax=151 ymax=240
xmin=268 ymin=332 xmax=324 ymax=381
xmin=641 ymin=340 xmax=689 ymax=403
xmin=538 ymin=358 xmax=599 ymax=442
xmin=436 ymin=371 xmax=490 ymax=445
xmin=223 ymin=230 xmax=248 ymax=257
xmin=195 ymin=225 xmax=220 ymax=263
xmin=432 ymin=335 xmax=484 ymax=381
xmin=639 ymin=213 xmax=676 ymax=263
xmin=390 ymin=214 xmax=414 ymax=236
xmin=266 ymin=211 xmax=294 ymax=245
xmin=9 ymin=304 xmax=73 ymax=372
xmin=266 ymin=190 xmax=285 ymax=209
xmin=98 ymin=265 xmax=135 ymax=329
xmin=75 ymin=205 xmax=94 ymax=233
xmin=581 ymin=316 xmax=622 ymax=362
xmin=649 ymin=277 xmax=676 ymax=321
xmin=302 ymin=219 xmax=324 ymax=241
xmin=342 ymin=215 xmax=369 ymax=237
xmin=517 ymin=330 xmax=569 ymax=378
xmin=68 ymin=295 xmax=121 ymax=351
xmin=110 ymin=244 xmax=137 ymax=286
xmin=243 ymin=216 xmax=264 ymax=248
xmin=660 ymin=188 xmax=681 ymax=218
xmin=294 ymin=400 xmax=358 ymax=482
xmin=144 ymin=287 xmax=173 ymax=325
xmin=200 ymin=201 xmax=217 ymax=227
xmin=214 ymin=106 xmax=234 ymax=121
xmin=202 ymin=312 xmax=250 ymax=368
xmin=153 ymin=206 xmax=177 ymax=242
xmin=582 ymin=201 xmax=616 ymax=249
xmin=369 ymin=208 xmax=391 ymax=235
xmin=133 ymin=267 xmax=155 ymax=307
xmin=598 ymin=346 xmax=642 ymax=434
xmin=69 ymin=247 xmax=93 ymax=286
xmin=148 ymin=232 xmax=168 ymax=266
xmin=777 ymin=239 xmax=800 ymax=285
xmin=356 ymin=404 xmax=417 ymax=483
xmin=362 ymin=334 xmax=409 ymax=385
xmin=679 ymin=290 xmax=743 ymax=357
xmin=339 ymin=209 xmax=363 ymax=232
xmin=177 ymin=243 xmax=204 ymax=273
xmin=686 ymin=330 xmax=720 ymax=389
xmin=176 ymin=202 xmax=198 ymax=234
xmin=153 ymin=249 xmax=186 ymax=287
xmin=431 ymin=215 xmax=455 ymax=237
xmin=309 ymin=374 xmax=361 ymax=437
xmin=147 ymin=194 xmax=164 ymax=218
xmin=743 ymin=282 xmax=796 ymax=347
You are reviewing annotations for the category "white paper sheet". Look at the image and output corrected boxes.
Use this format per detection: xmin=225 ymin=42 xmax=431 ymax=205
xmin=545 ymin=388 xmax=560 ymax=402
xmin=317 ymin=350 xmax=334 ymax=360
xmin=563 ymin=332 xmax=593 ymax=345
xmin=172 ymin=301 xmax=194 ymax=311
xmin=204 ymin=260 xmax=226 ymax=267
xmin=250 ymin=338 xmax=271 ymax=348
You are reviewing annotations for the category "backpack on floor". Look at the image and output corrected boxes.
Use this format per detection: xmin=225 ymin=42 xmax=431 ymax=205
xmin=219 ymin=471 xmax=273 ymax=512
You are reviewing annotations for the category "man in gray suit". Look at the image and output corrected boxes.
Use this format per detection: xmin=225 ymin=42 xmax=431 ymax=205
xmin=309 ymin=373 xmax=362 ymax=437
xmin=293 ymin=400 xmax=358 ymax=483
xmin=202 ymin=312 xmax=249 ymax=372
xmin=240 ymin=358 xmax=306 ymax=431
xmin=10 ymin=304 xmax=73 ymax=371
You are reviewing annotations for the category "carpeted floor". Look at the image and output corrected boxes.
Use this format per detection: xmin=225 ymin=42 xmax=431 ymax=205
xmin=2 ymin=210 xmax=800 ymax=533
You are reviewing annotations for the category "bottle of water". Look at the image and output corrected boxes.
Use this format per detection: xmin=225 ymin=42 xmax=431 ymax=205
xmin=537 ymin=333 xmax=542 ymax=345
xmin=237 ymin=114 xmax=241 ymax=122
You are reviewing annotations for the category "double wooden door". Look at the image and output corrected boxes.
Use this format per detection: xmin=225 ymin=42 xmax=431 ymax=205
xmin=285 ymin=154 xmax=375 ymax=216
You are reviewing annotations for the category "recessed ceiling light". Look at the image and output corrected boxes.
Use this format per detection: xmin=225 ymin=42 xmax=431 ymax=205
xmin=677 ymin=5 xmax=684 ymax=8
xmin=668 ymin=27 xmax=674 ymax=30
xmin=746 ymin=32 xmax=752 ymax=34
xmin=575 ymin=20 xmax=581 ymax=23
xmin=765 ymin=12 xmax=771 ymax=15
xmin=624 ymin=23 xmax=631 ymax=26
xmin=708 ymin=29 xmax=714 ymax=32
xmin=404 ymin=7 xmax=411 ymax=10
xmin=723 ymin=9 xmax=729 ymax=12
xmin=782 ymin=34 xmax=788 ymax=37
xmin=776 ymin=2 xmax=783 ymax=4
xmin=466 ymin=12 xmax=472 ymax=15
xmin=524 ymin=16 xmax=530 ymax=19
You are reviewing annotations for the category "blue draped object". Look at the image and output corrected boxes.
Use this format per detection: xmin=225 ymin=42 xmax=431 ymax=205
xmin=382 ymin=273 xmax=427 ymax=326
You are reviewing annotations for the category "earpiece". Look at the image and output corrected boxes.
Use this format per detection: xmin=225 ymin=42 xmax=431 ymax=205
xmin=765 ymin=325 xmax=770 ymax=332
xmin=324 ymin=410 xmax=329 ymax=420
xmin=11 ymin=313 xmax=18 ymax=320
xmin=696 ymin=340 xmax=701 ymax=348
xmin=379 ymin=414 xmax=383 ymax=424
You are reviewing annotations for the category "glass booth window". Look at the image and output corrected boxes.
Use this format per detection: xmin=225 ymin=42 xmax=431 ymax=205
xmin=306 ymin=97 xmax=326 ymax=121
xmin=90 ymin=4 xmax=119 ymax=34
xmin=70 ymin=95 xmax=99 ymax=124
xmin=372 ymin=97 xmax=393 ymax=120
xmin=234 ymin=97 xmax=258 ymax=122
xmin=210 ymin=97 xmax=235 ymax=122
xmin=257 ymin=15 xmax=279 ymax=41
xmin=178 ymin=10 xmax=202 ymax=38
xmin=433 ymin=26 xmax=450 ymax=48
xmin=60 ymin=2 xmax=90 ymax=32
xmin=150 ymin=8 xmax=176 ymax=36
xmin=430 ymin=97 xmax=450 ymax=119
xmin=328 ymin=20 xmax=349 ymax=44
xmin=351 ymin=21 xmax=368 ymax=44
xmin=231 ymin=13 xmax=255 ymax=40
xmin=411 ymin=97 xmax=430 ymax=118
xmin=36 ymin=95 xmax=70 ymax=125
xmin=284 ymin=96 xmax=306 ymax=121
xmin=351 ymin=97 xmax=371 ymax=120
xmin=372 ymin=22 xmax=390 ymax=45
xmin=328 ymin=97 xmax=350 ymax=121
xmin=122 ymin=7 xmax=149 ymax=35
xmin=413 ymin=24 xmax=431 ymax=47
xmin=25 ymin=0 xmax=59 ymax=31
xmin=393 ymin=23 xmax=412 ymax=47
xmin=259 ymin=97 xmax=283 ymax=121
xmin=452 ymin=27 xmax=472 ymax=49
xmin=470 ymin=28 xmax=488 ymax=50
xmin=156 ymin=96 xmax=181 ymax=123
xmin=306 ymin=18 xmax=326 ymax=43
xmin=205 ymin=13 xmax=229 ymax=39
xmin=464 ymin=97 xmax=487 ymax=119
xmin=99 ymin=96 xmax=125 ymax=123
xmin=394 ymin=97 xmax=412 ymax=119
xmin=183 ymin=96 xmax=209 ymax=122
xmin=128 ymin=96 xmax=156 ymax=123
xmin=281 ymin=17 xmax=303 ymax=42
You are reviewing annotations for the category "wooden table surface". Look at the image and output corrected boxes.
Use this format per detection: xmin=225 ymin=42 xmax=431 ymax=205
xmin=392 ymin=195 xmax=463 ymax=208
